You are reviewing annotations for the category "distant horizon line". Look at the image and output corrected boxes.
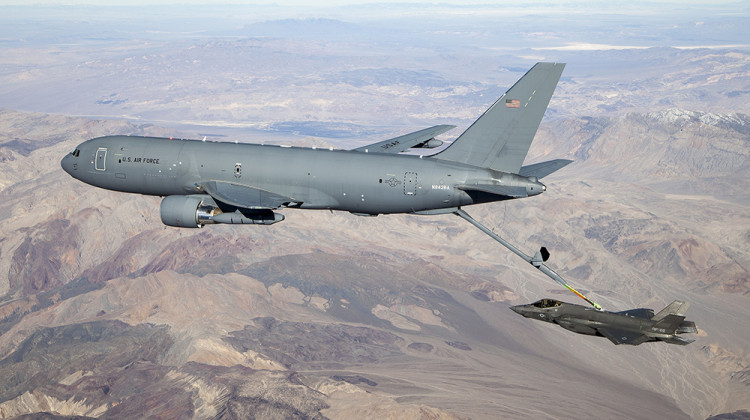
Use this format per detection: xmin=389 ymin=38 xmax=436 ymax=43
xmin=1 ymin=0 xmax=746 ymax=7
xmin=532 ymin=43 xmax=750 ymax=51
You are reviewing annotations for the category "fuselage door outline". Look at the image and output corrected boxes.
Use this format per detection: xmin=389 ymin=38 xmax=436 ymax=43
xmin=95 ymin=148 xmax=107 ymax=171
xmin=404 ymin=171 xmax=417 ymax=196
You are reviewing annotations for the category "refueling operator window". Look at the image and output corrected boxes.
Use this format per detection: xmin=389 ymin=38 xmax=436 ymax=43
xmin=72 ymin=149 xmax=80 ymax=157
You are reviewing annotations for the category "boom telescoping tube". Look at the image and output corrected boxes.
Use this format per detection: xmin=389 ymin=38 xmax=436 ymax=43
xmin=454 ymin=208 xmax=602 ymax=310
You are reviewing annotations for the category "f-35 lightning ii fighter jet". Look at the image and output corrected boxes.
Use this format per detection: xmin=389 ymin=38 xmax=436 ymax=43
xmin=511 ymin=298 xmax=698 ymax=345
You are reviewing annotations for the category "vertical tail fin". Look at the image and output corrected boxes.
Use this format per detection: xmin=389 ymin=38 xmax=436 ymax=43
xmin=652 ymin=300 xmax=690 ymax=335
xmin=652 ymin=300 xmax=690 ymax=322
xmin=436 ymin=62 xmax=565 ymax=173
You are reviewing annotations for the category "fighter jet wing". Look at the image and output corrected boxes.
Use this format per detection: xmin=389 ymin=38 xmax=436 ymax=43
xmin=201 ymin=181 xmax=294 ymax=210
xmin=597 ymin=327 xmax=650 ymax=346
xmin=455 ymin=184 xmax=529 ymax=198
xmin=352 ymin=125 xmax=455 ymax=154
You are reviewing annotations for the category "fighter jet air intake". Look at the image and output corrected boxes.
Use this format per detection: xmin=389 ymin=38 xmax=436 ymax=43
xmin=61 ymin=63 xmax=569 ymax=227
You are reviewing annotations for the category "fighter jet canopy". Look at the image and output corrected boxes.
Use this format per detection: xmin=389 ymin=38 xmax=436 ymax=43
xmin=532 ymin=299 xmax=563 ymax=308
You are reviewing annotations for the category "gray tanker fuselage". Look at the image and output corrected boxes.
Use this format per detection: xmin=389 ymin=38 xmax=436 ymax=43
xmin=63 ymin=135 xmax=535 ymax=214
xmin=61 ymin=62 xmax=569 ymax=228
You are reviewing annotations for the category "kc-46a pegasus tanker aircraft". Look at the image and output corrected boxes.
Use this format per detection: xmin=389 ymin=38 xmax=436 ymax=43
xmin=61 ymin=62 xmax=569 ymax=228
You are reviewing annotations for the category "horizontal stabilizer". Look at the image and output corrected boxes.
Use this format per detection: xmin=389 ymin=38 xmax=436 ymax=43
xmin=353 ymin=125 xmax=455 ymax=154
xmin=518 ymin=159 xmax=573 ymax=179
xmin=653 ymin=314 xmax=686 ymax=333
xmin=660 ymin=335 xmax=695 ymax=346
xmin=677 ymin=321 xmax=698 ymax=334
xmin=455 ymin=184 xmax=528 ymax=198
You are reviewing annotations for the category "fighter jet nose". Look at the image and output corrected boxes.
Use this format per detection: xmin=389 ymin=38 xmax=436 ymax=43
xmin=510 ymin=304 xmax=536 ymax=318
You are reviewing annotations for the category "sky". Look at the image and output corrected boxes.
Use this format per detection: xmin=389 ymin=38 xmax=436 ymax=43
xmin=2 ymin=0 xmax=746 ymax=5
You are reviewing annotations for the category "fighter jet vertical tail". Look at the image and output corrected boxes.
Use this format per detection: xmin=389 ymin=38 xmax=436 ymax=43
xmin=435 ymin=62 xmax=565 ymax=174
xmin=652 ymin=301 xmax=696 ymax=345
xmin=652 ymin=300 xmax=690 ymax=322
xmin=651 ymin=301 xmax=693 ymax=342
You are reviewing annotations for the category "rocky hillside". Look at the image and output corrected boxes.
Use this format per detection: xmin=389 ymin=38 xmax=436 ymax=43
xmin=533 ymin=109 xmax=750 ymax=199
xmin=0 ymin=108 xmax=748 ymax=419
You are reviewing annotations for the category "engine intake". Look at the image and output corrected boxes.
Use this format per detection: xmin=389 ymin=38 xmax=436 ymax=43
xmin=161 ymin=195 xmax=207 ymax=228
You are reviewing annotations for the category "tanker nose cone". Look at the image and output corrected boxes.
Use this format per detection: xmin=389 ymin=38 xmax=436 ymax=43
xmin=61 ymin=149 xmax=81 ymax=177
xmin=61 ymin=154 xmax=73 ymax=175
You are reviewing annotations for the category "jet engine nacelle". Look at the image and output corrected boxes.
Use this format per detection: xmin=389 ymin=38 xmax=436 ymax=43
xmin=160 ymin=195 xmax=210 ymax=228
xmin=160 ymin=195 xmax=284 ymax=228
